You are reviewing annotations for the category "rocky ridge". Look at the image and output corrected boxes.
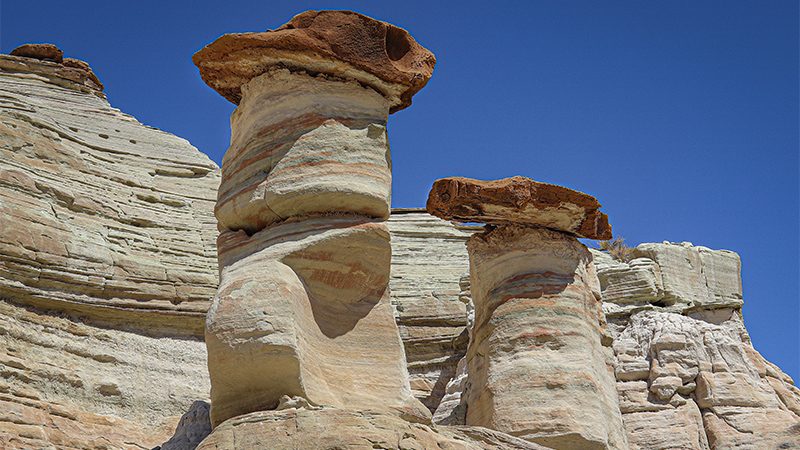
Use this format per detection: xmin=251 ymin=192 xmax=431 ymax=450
xmin=0 ymin=45 xmax=218 ymax=449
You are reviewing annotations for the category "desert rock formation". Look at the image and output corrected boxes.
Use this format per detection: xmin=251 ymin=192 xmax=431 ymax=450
xmin=0 ymin=45 xmax=218 ymax=449
xmin=593 ymin=243 xmax=800 ymax=449
xmin=193 ymin=10 xmax=436 ymax=112
xmin=428 ymin=176 xmax=628 ymax=449
xmin=194 ymin=10 xmax=433 ymax=432
xmin=0 ymin=12 xmax=798 ymax=450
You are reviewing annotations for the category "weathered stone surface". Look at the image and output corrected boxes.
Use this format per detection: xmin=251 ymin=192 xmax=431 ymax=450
xmin=612 ymin=311 xmax=800 ymax=449
xmin=0 ymin=301 xmax=209 ymax=449
xmin=426 ymin=176 xmax=612 ymax=239
xmin=0 ymin=52 xmax=220 ymax=336
xmin=0 ymin=49 xmax=217 ymax=448
xmin=0 ymin=51 xmax=103 ymax=94
xmin=593 ymin=242 xmax=743 ymax=318
xmin=465 ymin=225 xmax=627 ymax=449
xmin=197 ymin=406 xmax=547 ymax=450
xmin=160 ymin=401 xmax=212 ymax=450
xmin=215 ymin=68 xmax=392 ymax=233
xmin=193 ymin=10 xmax=436 ymax=112
xmin=432 ymin=273 xmax=474 ymax=425
xmin=201 ymin=14 xmax=433 ymax=433
xmin=388 ymin=210 xmax=476 ymax=412
xmin=208 ymin=216 xmax=425 ymax=426
xmin=10 ymin=43 xmax=63 ymax=63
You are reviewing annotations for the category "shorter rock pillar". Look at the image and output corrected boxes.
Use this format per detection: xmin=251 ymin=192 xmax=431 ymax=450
xmin=427 ymin=176 xmax=627 ymax=450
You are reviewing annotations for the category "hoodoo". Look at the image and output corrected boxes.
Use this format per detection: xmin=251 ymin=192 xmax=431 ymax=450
xmin=427 ymin=176 xmax=628 ymax=449
xmin=194 ymin=10 xmax=435 ymax=428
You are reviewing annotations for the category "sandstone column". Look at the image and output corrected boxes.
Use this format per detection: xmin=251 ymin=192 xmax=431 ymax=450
xmin=427 ymin=176 xmax=628 ymax=450
xmin=193 ymin=10 xmax=435 ymax=427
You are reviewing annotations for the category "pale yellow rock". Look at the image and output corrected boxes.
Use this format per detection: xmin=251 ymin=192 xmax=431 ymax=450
xmin=388 ymin=210 xmax=476 ymax=412
xmin=612 ymin=311 xmax=800 ymax=449
xmin=207 ymin=216 xmax=425 ymax=426
xmin=196 ymin=406 xmax=548 ymax=450
xmin=216 ymin=69 xmax=392 ymax=233
xmin=0 ymin=51 xmax=217 ymax=448
xmin=0 ymin=54 xmax=220 ymax=336
xmin=465 ymin=225 xmax=627 ymax=450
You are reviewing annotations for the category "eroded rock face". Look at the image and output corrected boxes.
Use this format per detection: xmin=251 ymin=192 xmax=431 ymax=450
xmin=426 ymin=176 xmax=612 ymax=239
xmin=592 ymin=242 xmax=744 ymax=318
xmin=0 ymin=50 xmax=220 ymax=337
xmin=0 ymin=47 xmax=217 ymax=448
xmin=613 ymin=311 xmax=800 ymax=449
xmin=197 ymin=406 xmax=548 ymax=450
xmin=214 ymin=68 xmax=392 ymax=233
xmin=193 ymin=10 xmax=436 ymax=112
xmin=464 ymin=226 xmax=627 ymax=449
xmin=388 ymin=210 xmax=475 ymax=412
xmin=199 ymin=12 xmax=434 ymax=430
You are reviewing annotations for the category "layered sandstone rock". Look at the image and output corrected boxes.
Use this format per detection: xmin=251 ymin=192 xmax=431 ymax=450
xmin=0 ymin=49 xmax=219 ymax=336
xmin=194 ymin=11 xmax=434 ymax=430
xmin=613 ymin=311 xmax=800 ymax=449
xmin=593 ymin=242 xmax=743 ymax=318
xmin=427 ymin=176 xmax=612 ymax=239
xmin=427 ymin=176 xmax=627 ymax=449
xmin=197 ymin=406 xmax=548 ymax=450
xmin=0 ymin=46 xmax=217 ymax=448
xmin=388 ymin=210 xmax=476 ymax=412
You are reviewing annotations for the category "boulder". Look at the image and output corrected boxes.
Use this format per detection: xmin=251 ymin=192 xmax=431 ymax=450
xmin=426 ymin=176 xmax=612 ymax=239
xmin=10 ymin=43 xmax=63 ymax=62
xmin=193 ymin=10 xmax=436 ymax=112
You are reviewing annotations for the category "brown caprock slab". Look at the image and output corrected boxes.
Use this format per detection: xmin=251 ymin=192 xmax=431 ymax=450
xmin=193 ymin=10 xmax=436 ymax=112
xmin=426 ymin=176 xmax=612 ymax=239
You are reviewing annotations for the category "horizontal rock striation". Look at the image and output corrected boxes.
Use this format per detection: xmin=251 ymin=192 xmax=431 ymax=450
xmin=0 ymin=46 xmax=217 ymax=449
xmin=593 ymin=241 xmax=743 ymax=318
xmin=196 ymin=12 xmax=434 ymax=432
xmin=464 ymin=226 xmax=627 ymax=449
xmin=214 ymin=68 xmax=392 ymax=233
xmin=0 ymin=293 xmax=210 ymax=449
xmin=426 ymin=176 xmax=626 ymax=449
xmin=0 ymin=51 xmax=220 ymax=337
xmin=388 ymin=210 xmax=476 ymax=412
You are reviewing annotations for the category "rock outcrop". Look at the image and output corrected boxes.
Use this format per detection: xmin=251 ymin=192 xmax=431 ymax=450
xmin=194 ymin=11 xmax=433 ymax=431
xmin=428 ymin=176 xmax=628 ymax=449
xmin=0 ymin=48 xmax=219 ymax=336
xmin=196 ymin=406 xmax=548 ymax=450
xmin=388 ymin=210 xmax=476 ymax=412
xmin=0 ymin=46 xmax=218 ymax=449
xmin=613 ymin=310 xmax=800 ymax=449
xmin=592 ymin=242 xmax=743 ymax=318
xmin=593 ymin=242 xmax=800 ymax=449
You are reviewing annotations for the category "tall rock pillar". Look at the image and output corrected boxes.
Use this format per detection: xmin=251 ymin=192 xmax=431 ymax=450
xmin=194 ymin=10 xmax=435 ymax=427
xmin=427 ymin=176 xmax=628 ymax=450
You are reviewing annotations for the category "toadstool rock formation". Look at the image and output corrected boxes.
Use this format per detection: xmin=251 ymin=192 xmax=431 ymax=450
xmin=428 ymin=176 xmax=628 ymax=449
xmin=194 ymin=10 xmax=435 ymax=429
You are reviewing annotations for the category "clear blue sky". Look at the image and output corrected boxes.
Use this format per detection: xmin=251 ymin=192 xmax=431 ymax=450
xmin=2 ymin=1 xmax=798 ymax=380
